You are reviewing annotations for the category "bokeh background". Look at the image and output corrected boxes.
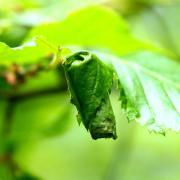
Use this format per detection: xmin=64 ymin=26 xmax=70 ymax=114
xmin=0 ymin=0 xmax=180 ymax=180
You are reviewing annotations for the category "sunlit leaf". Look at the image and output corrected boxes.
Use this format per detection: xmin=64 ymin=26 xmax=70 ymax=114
xmin=0 ymin=37 xmax=54 ymax=66
xmin=27 ymin=6 xmax=155 ymax=56
xmin=98 ymin=51 xmax=180 ymax=133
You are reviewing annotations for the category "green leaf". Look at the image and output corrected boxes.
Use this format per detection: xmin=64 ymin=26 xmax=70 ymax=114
xmin=27 ymin=6 xmax=155 ymax=56
xmin=0 ymin=37 xmax=54 ymax=66
xmin=98 ymin=51 xmax=180 ymax=133
xmin=0 ymin=0 xmax=108 ymax=27
xmin=63 ymin=51 xmax=117 ymax=139
xmin=12 ymin=0 xmax=108 ymax=26
xmin=64 ymin=50 xmax=180 ymax=136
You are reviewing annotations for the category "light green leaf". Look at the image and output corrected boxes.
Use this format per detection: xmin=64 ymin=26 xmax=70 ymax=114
xmin=27 ymin=6 xmax=155 ymax=56
xmin=98 ymin=51 xmax=180 ymax=133
xmin=65 ymin=50 xmax=180 ymax=135
xmin=0 ymin=37 xmax=54 ymax=66
xmin=13 ymin=0 xmax=108 ymax=26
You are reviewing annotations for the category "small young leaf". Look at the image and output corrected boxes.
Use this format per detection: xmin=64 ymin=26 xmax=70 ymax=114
xmin=63 ymin=51 xmax=117 ymax=140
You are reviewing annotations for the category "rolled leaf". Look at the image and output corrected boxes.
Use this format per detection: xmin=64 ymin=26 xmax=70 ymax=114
xmin=63 ymin=51 xmax=117 ymax=140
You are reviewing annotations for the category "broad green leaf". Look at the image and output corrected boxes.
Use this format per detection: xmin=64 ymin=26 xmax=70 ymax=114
xmin=98 ymin=51 xmax=180 ymax=133
xmin=13 ymin=0 xmax=108 ymax=26
xmin=27 ymin=6 xmax=155 ymax=56
xmin=65 ymin=51 xmax=180 ymax=135
xmin=0 ymin=0 xmax=108 ymax=26
xmin=0 ymin=37 xmax=54 ymax=66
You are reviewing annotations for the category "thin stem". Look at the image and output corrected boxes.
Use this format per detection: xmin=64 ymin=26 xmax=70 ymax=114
xmin=9 ymin=86 xmax=67 ymax=102
xmin=0 ymin=98 xmax=18 ymax=177
xmin=0 ymin=81 xmax=67 ymax=178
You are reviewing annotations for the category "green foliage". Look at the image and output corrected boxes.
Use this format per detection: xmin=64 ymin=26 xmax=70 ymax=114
xmin=62 ymin=49 xmax=180 ymax=136
xmin=97 ymin=51 xmax=180 ymax=133
xmin=0 ymin=1 xmax=180 ymax=179
xmin=0 ymin=4 xmax=179 ymax=138
xmin=27 ymin=6 xmax=156 ymax=56
xmin=0 ymin=37 xmax=53 ymax=66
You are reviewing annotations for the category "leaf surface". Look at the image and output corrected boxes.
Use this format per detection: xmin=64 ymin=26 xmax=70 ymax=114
xmin=63 ymin=50 xmax=180 ymax=136
xmin=63 ymin=51 xmax=117 ymax=139
xmin=0 ymin=37 xmax=53 ymax=66
xmin=97 ymin=51 xmax=180 ymax=133
xmin=27 ymin=6 xmax=155 ymax=56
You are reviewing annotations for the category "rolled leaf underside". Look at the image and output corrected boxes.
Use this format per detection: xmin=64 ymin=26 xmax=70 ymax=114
xmin=63 ymin=51 xmax=117 ymax=140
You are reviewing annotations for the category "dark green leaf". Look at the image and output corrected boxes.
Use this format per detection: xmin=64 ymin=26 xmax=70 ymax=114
xmin=63 ymin=51 xmax=117 ymax=139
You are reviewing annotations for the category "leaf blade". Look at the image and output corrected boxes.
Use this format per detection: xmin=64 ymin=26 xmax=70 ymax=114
xmin=0 ymin=37 xmax=54 ymax=66
xmin=27 ymin=6 xmax=156 ymax=56
xmin=97 ymin=51 xmax=180 ymax=133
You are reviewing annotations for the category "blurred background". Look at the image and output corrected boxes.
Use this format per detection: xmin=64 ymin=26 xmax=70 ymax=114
xmin=0 ymin=0 xmax=180 ymax=179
